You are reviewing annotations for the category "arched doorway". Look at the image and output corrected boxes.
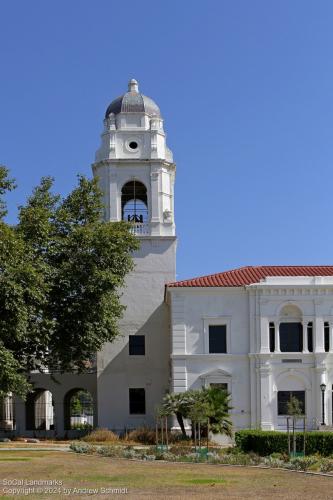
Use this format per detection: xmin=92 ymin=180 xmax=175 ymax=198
xmin=64 ymin=389 xmax=94 ymax=430
xmin=26 ymin=389 xmax=54 ymax=431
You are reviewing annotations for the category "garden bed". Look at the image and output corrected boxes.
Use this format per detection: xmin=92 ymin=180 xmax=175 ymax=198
xmin=69 ymin=441 xmax=333 ymax=474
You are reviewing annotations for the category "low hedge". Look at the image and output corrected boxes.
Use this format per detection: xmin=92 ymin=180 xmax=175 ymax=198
xmin=235 ymin=430 xmax=333 ymax=456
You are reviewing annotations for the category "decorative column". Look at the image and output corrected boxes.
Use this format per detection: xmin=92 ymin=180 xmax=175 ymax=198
xmin=260 ymin=318 xmax=270 ymax=353
xmin=274 ymin=322 xmax=280 ymax=353
xmin=314 ymin=317 xmax=325 ymax=353
xmin=302 ymin=321 xmax=308 ymax=353
xmin=150 ymin=170 xmax=160 ymax=224
xmin=259 ymin=363 xmax=273 ymax=430
xmin=0 ymin=396 xmax=13 ymax=431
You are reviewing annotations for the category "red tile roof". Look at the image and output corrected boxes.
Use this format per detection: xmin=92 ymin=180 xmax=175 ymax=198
xmin=167 ymin=266 xmax=333 ymax=288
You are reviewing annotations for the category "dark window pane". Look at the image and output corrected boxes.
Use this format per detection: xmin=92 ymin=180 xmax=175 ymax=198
xmin=307 ymin=322 xmax=313 ymax=352
xmin=277 ymin=391 xmax=305 ymax=415
xmin=324 ymin=322 xmax=330 ymax=353
xmin=209 ymin=325 xmax=227 ymax=353
xmin=129 ymin=335 xmax=145 ymax=355
xmin=129 ymin=388 xmax=145 ymax=414
xmin=269 ymin=323 xmax=275 ymax=353
xmin=210 ymin=383 xmax=228 ymax=392
xmin=279 ymin=323 xmax=302 ymax=352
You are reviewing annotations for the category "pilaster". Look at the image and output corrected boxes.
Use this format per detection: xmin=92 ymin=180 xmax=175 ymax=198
xmin=259 ymin=362 xmax=274 ymax=430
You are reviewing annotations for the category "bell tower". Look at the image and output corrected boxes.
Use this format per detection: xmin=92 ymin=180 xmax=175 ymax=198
xmin=93 ymin=80 xmax=177 ymax=430
xmin=93 ymin=79 xmax=175 ymax=237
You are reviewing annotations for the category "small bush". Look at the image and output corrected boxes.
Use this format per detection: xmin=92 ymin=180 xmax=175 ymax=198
xmin=82 ymin=428 xmax=119 ymax=443
xmin=96 ymin=446 xmax=122 ymax=458
xmin=169 ymin=445 xmax=192 ymax=456
xmin=69 ymin=442 xmax=95 ymax=454
xmin=319 ymin=458 xmax=333 ymax=473
xmin=223 ymin=446 xmax=243 ymax=455
xmin=126 ymin=427 xmax=156 ymax=445
xmin=123 ymin=447 xmax=139 ymax=459
xmin=218 ymin=453 xmax=252 ymax=466
xmin=154 ymin=451 xmax=177 ymax=461
xmin=262 ymin=456 xmax=285 ymax=468
xmin=168 ymin=432 xmax=191 ymax=443
xmin=285 ymin=456 xmax=317 ymax=471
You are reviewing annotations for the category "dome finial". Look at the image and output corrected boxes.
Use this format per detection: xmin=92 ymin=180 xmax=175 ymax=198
xmin=128 ymin=79 xmax=139 ymax=93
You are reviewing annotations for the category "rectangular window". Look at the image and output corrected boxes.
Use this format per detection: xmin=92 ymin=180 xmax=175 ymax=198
xmin=129 ymin=388 xmax=146 ymax=414
xmin=307 ymin=322 xmax=313 ymax=352
xmin=277 ymin=391 xmax=305 ymax=415
xmin=129 ymin=335 xmax=145 ymax=356
xmin=209 ymin=325 xmax=227 ymax=353
xmin=279 ymin=322 xmax=303 ymax=352
xmin=324 ymin=322 xmax=330 ymax=353
xmin=269 ymin=323 xmax=275 ymax=353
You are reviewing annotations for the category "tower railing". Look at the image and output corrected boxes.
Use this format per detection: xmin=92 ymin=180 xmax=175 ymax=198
xmin=129 ymin=222 xmax=150 ymax=236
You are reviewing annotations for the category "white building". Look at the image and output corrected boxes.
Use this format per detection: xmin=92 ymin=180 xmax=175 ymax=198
xmin=2 ymin=80 xmax=333 ymax=436
xmin=166 ymin=267 xmax=333 ymax=431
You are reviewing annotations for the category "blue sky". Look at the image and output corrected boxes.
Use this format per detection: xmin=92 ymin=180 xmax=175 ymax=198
xmin=1 ymin=0 xmax=333 ymax=280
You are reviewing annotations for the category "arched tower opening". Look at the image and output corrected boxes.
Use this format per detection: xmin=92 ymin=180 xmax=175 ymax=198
xmin=121 ymin=180 xmax=148 ymax=223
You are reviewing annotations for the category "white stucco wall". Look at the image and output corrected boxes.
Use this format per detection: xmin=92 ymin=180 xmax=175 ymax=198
xmin=167 ymin=280 xmax=333 ymax=432
xmin=97 ymin=237 xmax=176 ymax=431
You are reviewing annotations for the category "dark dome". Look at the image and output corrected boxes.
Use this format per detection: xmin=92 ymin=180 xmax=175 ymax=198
xmin=105 ymin=79 xmax=161 ymax=118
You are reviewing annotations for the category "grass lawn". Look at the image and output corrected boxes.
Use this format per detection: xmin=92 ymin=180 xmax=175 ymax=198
xmin=0 ymin=450 xmax=332 ymax=499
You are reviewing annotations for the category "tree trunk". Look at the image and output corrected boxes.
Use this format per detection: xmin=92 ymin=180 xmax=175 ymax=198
xmin=176 ymin=412 xmax=187 ymax=437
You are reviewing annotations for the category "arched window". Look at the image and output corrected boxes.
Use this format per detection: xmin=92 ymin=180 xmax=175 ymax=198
xmin=64 ymin=389 xmax=94 ymax=431
xmin=26 ymin=389 xmax=54 ymax=431
xmin=279 ymin=305 xmax=303 ymax=352
xmin=121 ymin=181 xmax=148 ymax=223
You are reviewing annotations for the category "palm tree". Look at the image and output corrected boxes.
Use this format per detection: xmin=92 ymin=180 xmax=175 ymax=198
xmin=161 ymin=392 xmax=191 ymax=437
xmin=204 ymin=386 xmax=233 ymax=437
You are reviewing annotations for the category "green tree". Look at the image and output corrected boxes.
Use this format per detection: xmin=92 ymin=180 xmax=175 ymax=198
xmin=0 ymin=167 xmax=139 ymax=397
xmin=161 ymin=386 xmax=233 ymax=439
xmin=160 ymin=392 xmax=192 ymax=437
xmin=204 ymin=386 xmax=233 ymax=436
xmin=287 ymin=395 xmax=304 ymax=417
xmin=0 ymin=165 xmax=16 ymax=219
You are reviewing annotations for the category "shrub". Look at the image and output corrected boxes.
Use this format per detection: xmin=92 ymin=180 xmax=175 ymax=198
xmin=217 ymin=452 xmax=252 ymax=466
xmin=262 ymin=456 xmax=285 ymax=468
xmin=126 ymin=427 xmax=156 ymax=445
xmin=286 ymin=456 xmax=317 ymax=471
xmin=69 ymin=442 xmax=95 ymax=454
xmin=235 ymin=430 xmax=333 ymax=457
xmin=96 ymin=446 xmax=122 ymax=458
xmin=123 ymin=447 xmax=139 ymax=459
xmin=169 ymin=445 xmax=193 ymax=456
xmin=168 ymin=432 xmax=191 ymax=443
xmin=154 ymin=451 xmax=177 ymax=461
xmin=320 ymin=458 xmax=333 ymax=473
xmin=82 ymin=428 xmax=119 ymax=443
